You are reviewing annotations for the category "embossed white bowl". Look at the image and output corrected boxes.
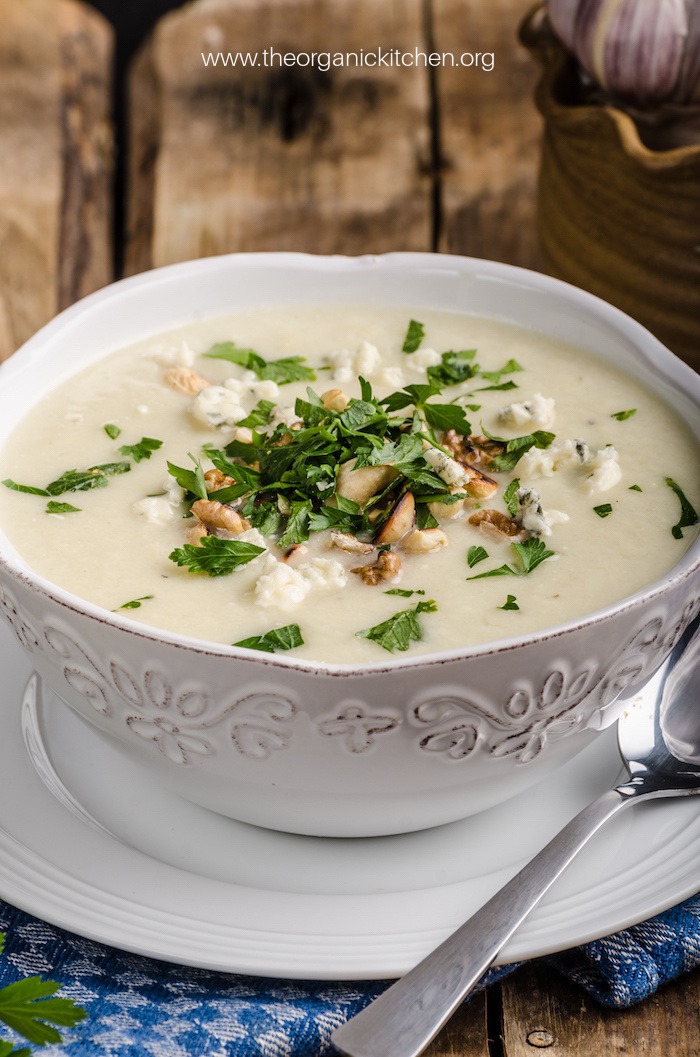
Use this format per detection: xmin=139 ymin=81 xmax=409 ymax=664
xmin=0 ymin=254 xmax=698 ymax=836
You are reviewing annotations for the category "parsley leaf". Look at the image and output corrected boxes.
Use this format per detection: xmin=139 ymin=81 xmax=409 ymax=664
xmin=46 ymin=501 xmax=81 ymax=514
xmin=4 ymin=462 xmax=130 ymax=498
xmin=467 ymin=538 xmax=555 ymax=579
xmin=2 ymin=480 xmax=49 ymax=497
xmin=422 ymin=402 xmax=472 ymax=435
xmin=593 ymin=503 xmax=613 ymax=518
xmin=384 ymin=588 xmax=426 ymax=597
xmin=484 ymin=430 xmax=555 ymax=473
xmin=167 ymin=455 xmax=208 ymax=501
xmin=277 ymin=499 xmax=312 ymax=549
xmin=118 ymin=437 xmax=163 ymax=463
xmin=169 ymin=537 xmax=264 ymax=576
xmin=629 ymin=484 xmax=643 ymax=492
xmin=426 ymin=350 xmax=478 ymax=389
xmin=473 ymin=380 xmax=519 ymax=392
xmin=499 ymin=594 xmax=520 ymax=611
xmin=356 ymin=599 xmax=438 ymax=653
xmin=45 ymin=463 xmax=130 ymax=495
xmin=402 ymin=319 xmax=425 ymax=353
xmin=204 ymin=342 xmax=315 ymax=384
xmin=114 ymin=595 xmax=154 ymax=611
xmin=665 ymin=477 xmax=699 ymax=540
xmin=611 ymin=409 xmax=637 ymax=421
xmin=233 ymin=624 xmax=304 ymax=653
xmin=0 ymin=935 xmax=87 ymax=1047
xmin=467 ymin=545 xmax=489 ymax=568
xmin=479 ymin=358 xmax=523 ymax=384
xmin=503 ymin=478 xmax=520 ymax=517
xmin=512 ymin=538 xmax=555 ymax=573
xmin=235 ymin=399 xmax=276 ymax=429
xmin=103 ymin=423 xmax=121 ymax=439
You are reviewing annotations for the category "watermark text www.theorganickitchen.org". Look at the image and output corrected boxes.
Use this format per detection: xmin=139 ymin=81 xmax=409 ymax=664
xmin=201 ymin=46 xmax=495 ymax=72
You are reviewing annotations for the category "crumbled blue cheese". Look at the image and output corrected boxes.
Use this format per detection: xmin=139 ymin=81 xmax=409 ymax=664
xmin=516 ymin=487 xmax=569 ymax=538
xmin=149 ymin=340 xmax=196 ymax=367
xmin=191 ymin=375 xmax=282 ymax=428
xmin=268 ymin=404 xmax=300 ymax=430
xmin=254 ymin=554 xmax=347 ymax=608
xmin=519 ymin=438 xmax=589 ymax=479
xmin=237 ymin=527 xmax=268 ymax=553
xmin=499 ymin=393 xmax=556 ymax=430
xmin=132 ymin=475 xmax=183 ymax=525
xmin=584 ymin=446 xmax=621 ymax=493
xmin=423 ymin=445 xmax=468 ymax=487
xmin=407 ymin=347 xmax=441 ymax=373
xmin=191 ymin=386 xmax=246 ymax=427
xmin=327 ymin=341 xmax=405 ymax=390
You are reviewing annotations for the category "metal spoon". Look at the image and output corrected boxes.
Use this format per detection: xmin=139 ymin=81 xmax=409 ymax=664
xmin=332 ymin=615 xmax=700 ymax=1057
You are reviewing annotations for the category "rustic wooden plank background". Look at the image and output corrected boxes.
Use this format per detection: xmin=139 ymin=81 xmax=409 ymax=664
xmin=0 ymin=0 xmax=112 ymax=362
xmin=125 ymin=0 xmax=541 ymax=272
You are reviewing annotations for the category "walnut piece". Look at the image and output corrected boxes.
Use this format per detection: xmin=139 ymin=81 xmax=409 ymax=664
xmin=185 ymin=521 xmax=209 ymax=546
xmin=204 ymin=468 xmax=235 ymax=492
xmin=164 ymin=366 xmax=211 ymax=395
xmin=468 ymin=508 xmax=522 ymax=542
xmin=321 ymin=388 xmax=349 ymax=411
xmin=191 ymin=498 xmax=250 ymax=535
xmin=352 ymin=549 xmax=402 ymax=585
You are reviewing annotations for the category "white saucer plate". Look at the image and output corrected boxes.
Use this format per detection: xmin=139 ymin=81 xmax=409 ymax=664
xmin=0 ymin=621 xmax=698 ymax=980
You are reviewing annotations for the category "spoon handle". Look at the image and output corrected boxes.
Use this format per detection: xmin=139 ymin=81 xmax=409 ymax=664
xmin=332 ymin=787 xmax=631 ymax=1057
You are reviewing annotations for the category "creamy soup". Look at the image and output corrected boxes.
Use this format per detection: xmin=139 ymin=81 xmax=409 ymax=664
xmin=0 ymin=305 xmax=698 ymax=664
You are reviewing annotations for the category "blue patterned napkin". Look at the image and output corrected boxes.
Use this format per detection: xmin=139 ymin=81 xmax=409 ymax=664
xmin=0 ymin=894 xmax=698 ymax=1056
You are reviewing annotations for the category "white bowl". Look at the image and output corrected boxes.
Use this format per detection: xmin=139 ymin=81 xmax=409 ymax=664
xmin=0 ymin=253 xmax=698 ymax=836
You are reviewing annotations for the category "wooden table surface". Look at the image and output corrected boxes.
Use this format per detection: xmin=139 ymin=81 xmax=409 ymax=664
xmin=1 ymin=1 xmax=698 ymax=1054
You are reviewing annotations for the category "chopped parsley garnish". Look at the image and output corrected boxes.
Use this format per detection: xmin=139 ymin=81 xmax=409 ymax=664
xmin=426 ymin=349 xmax=478 ymax=388
xmin=401 ymin=319 xmax=425 ymax=353
xmin=115 ymin=595 xmax=154 ymax=611
xmin=169 ymin=536 xmax=265 ymax=576
xmin=166 ymin=455 xmax=208 ymax=501
xmin=356 ymin=599 xmax=438 ymax=653
xmin=233 ymin=624 xmax=304 ymax=653
xmin=473 ymin=380 xmax=519 ymax=392
xmin=479 ymin=358 xmax=523 ymax=384
xmin=466 ymin=545 xmax=489 ymax=568
xmin=3 ymin=461 xmax=130 ymax=498
xmin=2 ymin=479 xmax=50 ymax=496
xmin=594 ymin=503 xmax=613 ymax=518
xmin=629 ymin=484 xmax=643 ymax=492
xmin=503 ymin=478 xmax=520 ymax=517
xmin=45 ymin=463 xmax=130 ymax=495
xmin=611 ymin=409 xmax=637 ymax=421
xmin=204 ymin=342 xmax=315 ymax=385
xmin=103 ymin=423 xmax=121 ymax=439
xmin=0 ymin=932 xmax=87 ymax=1049
xmin=118 ymin=436 xmax=163 ymax=463
xmin=379 ymin=384 xmax=471 ymax=435
xmin=384 ymin=588 xmax=426 ymax=597
xmin=46 ymin=501 xmax=81 ymax=514
xmin=665 ymin=478 xmax=699 ymax=540
xmin=467 ymin=538 xmax=555 ymax=579
xmin=499 ymin=594 xmax=520 ymax=611
xmin=482 ymin=430 xmax=555 ymax=473
xmin=235 ymin=399 xmax=276 ymax=429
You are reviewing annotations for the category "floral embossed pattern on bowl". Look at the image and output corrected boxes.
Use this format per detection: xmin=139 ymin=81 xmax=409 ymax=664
xmin=0 ymin=253 xmax=698 ymax=836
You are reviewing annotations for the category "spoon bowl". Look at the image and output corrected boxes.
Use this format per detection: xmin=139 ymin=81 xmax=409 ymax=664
xmin=333 ymin=614 xmax=700 ymax=1057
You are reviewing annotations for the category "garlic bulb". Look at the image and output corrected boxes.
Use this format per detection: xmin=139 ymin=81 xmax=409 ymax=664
xmin=547 ymin=0 xmax=700 ymax=106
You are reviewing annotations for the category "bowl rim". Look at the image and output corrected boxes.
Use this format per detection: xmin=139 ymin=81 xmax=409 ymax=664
xmin=0 ymin=250 xmax=698 ymax=675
